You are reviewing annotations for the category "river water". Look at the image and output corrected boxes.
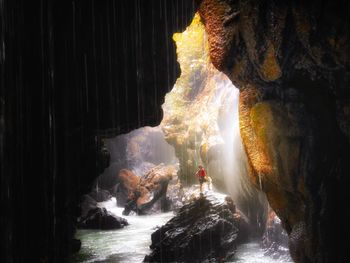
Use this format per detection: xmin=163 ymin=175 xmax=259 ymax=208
xmin=73 ymin=198 xmax=293 ymax=263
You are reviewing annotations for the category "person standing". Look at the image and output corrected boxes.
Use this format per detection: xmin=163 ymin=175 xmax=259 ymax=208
xmin=195 ymin=165 xmax=207 ymax=194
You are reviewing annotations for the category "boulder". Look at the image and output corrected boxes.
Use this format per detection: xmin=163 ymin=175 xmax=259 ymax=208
xmin=144 ymin=194 xmax=250 ymax=263
xmin=77 ymin=207 xmax=128 ymax=230
xmin=118 ymin=165 xmax=176 ymax=215
xmin=116 ymin=169 xmax=140 ymax=207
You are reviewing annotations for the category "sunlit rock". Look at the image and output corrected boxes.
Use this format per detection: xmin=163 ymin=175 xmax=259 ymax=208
xmin=95 ymin=126 xmax=177 ymax=191
xmin=117 ymin=164 xmax=177 ymax=215
xmin=161 ymin=13 xmax=267 ymax=233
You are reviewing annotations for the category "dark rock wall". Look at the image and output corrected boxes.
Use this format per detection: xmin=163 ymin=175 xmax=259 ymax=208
xmin=0 ymin=0 xmax=197 ymax=262
xmin=199 ymin=1 xmax=350 ymax=262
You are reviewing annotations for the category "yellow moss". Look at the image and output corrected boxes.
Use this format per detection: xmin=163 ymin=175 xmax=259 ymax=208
xmin=260 ymin=43 xmax=281 ymax=81
xmin=248 ymin=103 xmax=276 ymax=175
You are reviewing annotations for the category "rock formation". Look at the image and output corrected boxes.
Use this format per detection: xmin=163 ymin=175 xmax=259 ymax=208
xmin=117 ymin=164 xmax=176 ymax=215
xmin=144 ymin=194 xmax=250 ymax=263
xmin=78 ymin=207 xmax=128 ymax=230
xmin=198 ymin=1 xmax=350 ymax=262
xmin=161 ymin=13 xmax=267 ymax=235
xmin=261 ymin=209 xmax=291 ymax=261
xmin=96 ymin=126 xmax=177 ymax=191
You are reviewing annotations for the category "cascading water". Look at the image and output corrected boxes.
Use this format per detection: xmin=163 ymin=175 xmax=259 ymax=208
xmin=160 ymin=13 xmax=268 ymax=232
xmin=74 ymin=13 xmax=292 ymax=263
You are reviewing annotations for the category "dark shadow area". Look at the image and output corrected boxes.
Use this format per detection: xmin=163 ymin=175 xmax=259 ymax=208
xmin=0 ymin=0 xmax=198 ymax=262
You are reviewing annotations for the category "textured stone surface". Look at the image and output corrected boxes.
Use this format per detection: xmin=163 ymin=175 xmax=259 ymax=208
xmin=160 ymin=13 xmax=267 ymax=234
xmin=117 ymin=165 xmax=176 ymax=215
xmin=199 ymin=1 xmax=350 ymax=262
xmin=77 ymin=207 xmax=128 ymax=230
xmin=144 ymin=194 xmax=250 ymax=263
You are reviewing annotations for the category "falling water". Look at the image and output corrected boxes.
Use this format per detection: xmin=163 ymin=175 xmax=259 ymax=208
xmin=213 ymin=74 xmax=257 ymax=202
xmin=75 ymin=10 xmax=291 ymax=263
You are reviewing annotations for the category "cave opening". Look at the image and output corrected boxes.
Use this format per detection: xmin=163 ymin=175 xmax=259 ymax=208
xmin=3 ymin=0 xmax=350 ymax=262
xmin=73 ymin=13 xmax=292 ymax=263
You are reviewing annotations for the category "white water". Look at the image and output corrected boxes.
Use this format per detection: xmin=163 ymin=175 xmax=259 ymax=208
xmin=74 ymin=198 xmax=293 ymax=263
xmin=233 ymin=243 xmax=293 ymax=263
xmin=74 ymin=198 xmax=174 ymax=263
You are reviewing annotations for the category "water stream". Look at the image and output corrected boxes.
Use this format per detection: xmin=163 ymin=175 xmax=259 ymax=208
xmin=73 ymin=198 xmax=293 ymax=263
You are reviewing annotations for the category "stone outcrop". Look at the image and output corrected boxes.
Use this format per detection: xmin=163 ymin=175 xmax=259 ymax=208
xmin=96 ymin=126 xmax=177 ymax=191
xmin=117 ymin=165 xmax=176 ymax=215
xmin=198 ymin=1 xmax=350 ymax=262
xmin=144 ymin=194 xmax=250 ymax=263
xmin=77 ymin=207 xmax=128 ymax=230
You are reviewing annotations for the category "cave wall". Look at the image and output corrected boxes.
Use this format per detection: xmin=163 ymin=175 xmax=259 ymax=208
xmin=0 ymin=0 xmax=197 ymax=262
xmin=161 ymin=15 xmax=267 ymax=234
xmin=198 ymin=1 xmax=350 ymax=262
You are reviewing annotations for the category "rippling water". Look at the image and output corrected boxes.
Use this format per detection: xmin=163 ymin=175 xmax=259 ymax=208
xmin=73 ymin=198 xmax=174 ymax=263
xmin=73 ymin=198 xmax=293 ymax=263
xmin=233 ymin=243 xmax=293 ymax=263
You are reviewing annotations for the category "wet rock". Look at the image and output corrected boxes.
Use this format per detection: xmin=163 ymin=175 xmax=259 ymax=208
xmin=144 ymin=194 xmax=250 ymax=263
xmin=166 ymin=181 xmax=186 ymax=211
xmin=78 ymin=207 xmax=128 ymax=230
xmin=119 ymin=165 xmax=176 ymax=215
xmin=261 ymin=210 xmax=291 ymax=261
xmin=198 ymin=1 xmax=350 ymax=262
xmin=160 ymin=14 xmax=268 ymax=235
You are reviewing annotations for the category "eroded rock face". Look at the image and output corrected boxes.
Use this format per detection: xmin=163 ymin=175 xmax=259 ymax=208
xmin=199 ymin=1 xmax=350 ymax=262
xmin=161 ymin=13 xmax=267 ymax=233
xmin=144 ymin=194 xmax=250 ymax=263
xmin=117 ymin=165 xmax=176 ymax=214
xmin=77 ymin=207 xmax=128 ymax=230
xmin=96 ymin=126 xmax=177 ymax=191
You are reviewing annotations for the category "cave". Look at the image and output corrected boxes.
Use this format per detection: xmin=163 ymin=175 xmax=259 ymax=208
xmin=2 ymin=0 xmax=350 ymax=263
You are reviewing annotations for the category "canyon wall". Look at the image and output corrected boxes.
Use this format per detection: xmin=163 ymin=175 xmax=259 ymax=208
xmin=199 ymin=1 xmax=350 ymax=262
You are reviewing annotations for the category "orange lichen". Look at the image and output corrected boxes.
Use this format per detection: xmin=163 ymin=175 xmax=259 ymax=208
xmin=198 ymin=0 xmax=236 ymax=71
xmin=260 ymin=42 xmax=282 ymax=81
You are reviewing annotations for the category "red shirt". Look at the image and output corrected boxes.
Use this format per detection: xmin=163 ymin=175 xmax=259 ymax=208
xmin=199 ymin=169 xmax=206 ymax=178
